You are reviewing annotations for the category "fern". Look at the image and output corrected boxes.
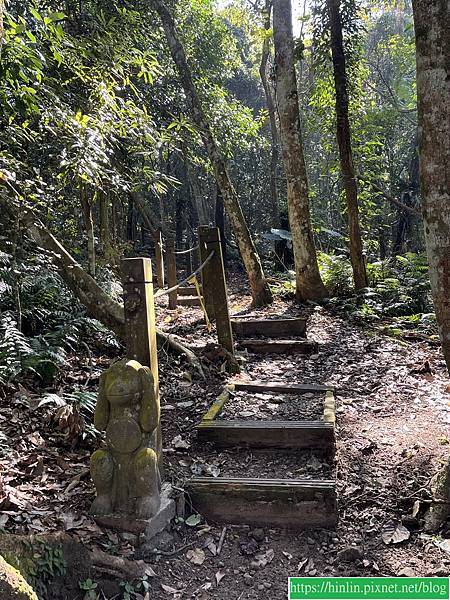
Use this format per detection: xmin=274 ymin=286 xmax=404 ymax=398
xmin=0 ymin=315 xmax=68 ymax=384
xmin=0 ymin=244 xmax=121 ymax=385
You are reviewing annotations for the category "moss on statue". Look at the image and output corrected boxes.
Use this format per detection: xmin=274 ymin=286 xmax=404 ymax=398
xmin=424 ymin=457 xmax=450 ymax=532
xmin=90 ymin=359 xmax=161 ymax=518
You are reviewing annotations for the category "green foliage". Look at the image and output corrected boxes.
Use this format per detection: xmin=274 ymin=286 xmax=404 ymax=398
xmin=0 ymin=241 xmax=120 ymax=386
xmin=0 ymin=313 xmax=66 ymax=385
xmin=320 ymin=251 xmax=432 ymax=322
xmin=79 ymin=578 xmax=98 ymax=600
xmin=5 ymin=541 xmax=66 ymax=599
xmin=318 ymin=253 xmax=354 ymax=297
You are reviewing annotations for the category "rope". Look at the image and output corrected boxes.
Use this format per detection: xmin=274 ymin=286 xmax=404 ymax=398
xmin=188 ymin=274 xmax=211 ymax=332
xmin=154 ymin=251 xmax=214 ymax=299
xmin=174 ymin=245 xmax=199 ymax=256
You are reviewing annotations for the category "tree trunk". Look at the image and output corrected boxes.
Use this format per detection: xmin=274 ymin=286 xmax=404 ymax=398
xmin=99 ymin=192 xmax=112 ymax=260
xmin=151 ymin=0 xmax=272 ymax=307
xmin=259 ymin=0 xmax=281 ymax=232
xmin=80 ymin=184 xmax=96 ymax=277
xmin=131 ymin=192 xmax=161 ymax=238
xmin=412 ymin=0 xmax=450 ymax=373
xmin=176 ymin=194 xmax=184 ymax=248
xmin=273 ymin=0 xmax=327 ymax=300
xmin=327 ymin=0 xmax=368 ymax=290
xmin=215 ymin=186 xmax=227 ymax=266
xmin=183 ymin=153 xmax=210 ymax=226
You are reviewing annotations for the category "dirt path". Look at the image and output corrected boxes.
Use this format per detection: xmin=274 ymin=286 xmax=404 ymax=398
xmin=1 ymin=292 xmax=449 ymax=598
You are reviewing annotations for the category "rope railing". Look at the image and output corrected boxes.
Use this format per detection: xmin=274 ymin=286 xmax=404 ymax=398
xmin=174 ymin=245 xmax=199 ymax=256
xmin=154 ymin=250 xmax=214 ymax=299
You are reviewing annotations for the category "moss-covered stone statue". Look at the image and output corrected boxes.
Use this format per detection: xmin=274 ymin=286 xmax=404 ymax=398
xmin=90 ymin=359 xmax=161 ymax=519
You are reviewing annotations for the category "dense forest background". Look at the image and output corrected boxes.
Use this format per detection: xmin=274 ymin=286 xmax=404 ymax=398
xmin=0 ymin=0 xmax=443 ymax=386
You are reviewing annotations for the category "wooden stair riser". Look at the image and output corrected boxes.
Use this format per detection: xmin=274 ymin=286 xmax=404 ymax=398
xmin=239 ymin=339 xmax=318 ymax=354
xmin=196 ymin=420 xmax=335 ymax=456
xmin=231 ymin=317 xmax=307 ymax=338
xmin=178 ymin=286 xmax=202 ymax=296
xmin=178 ymin=296 xmax=202 ymax=307
xmin=185 ymin=478 xmax=337 ymax=529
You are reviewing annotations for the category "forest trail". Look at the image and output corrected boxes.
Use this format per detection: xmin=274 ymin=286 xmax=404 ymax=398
xmin=1 ymin=281 xmax=449 ymax=598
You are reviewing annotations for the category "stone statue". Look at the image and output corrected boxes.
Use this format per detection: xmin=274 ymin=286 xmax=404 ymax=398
xmin=90 ymin=359 xmax=161 ymax=519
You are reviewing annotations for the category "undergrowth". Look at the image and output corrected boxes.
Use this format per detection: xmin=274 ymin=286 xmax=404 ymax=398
xmin=0 ymin=238 xmax=121 ymax=443
xmin=271 ymin=252 xmax=434 ymax=336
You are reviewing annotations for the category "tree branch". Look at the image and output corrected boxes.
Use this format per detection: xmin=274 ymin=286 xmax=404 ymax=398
xmin=359 ymin=176 xmax=422 ymax=216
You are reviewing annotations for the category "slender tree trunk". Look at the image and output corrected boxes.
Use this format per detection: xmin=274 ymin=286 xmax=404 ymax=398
xmin=131 ymin=192 xmax=161 ymax=237
xmin=80 ymin=184 xmax=96 ymax=276
xmin=182 ymin=148 xmax=210 ymax=225
xmin=99 ymin=192 xmax=112 ymax=260
xmin=260 ymin=0 xmax=281 ymax=231
xmin=273 ymin=0 xmax=327 ymax=300
xmin=412 ymin=0 xmax=450 ymax=373
xmin=176 ymin=195 xmax=184 ymax=248
xmin=215 ymin=186 xmax=227 ymax=266
xmin=327 ymin=0 xmax=368 ymax=290
xmin=151 ymin=0 xmax=272 ymax=307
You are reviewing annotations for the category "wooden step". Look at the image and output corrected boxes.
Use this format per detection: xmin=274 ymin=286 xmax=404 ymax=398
xmin=178 ymin=286 xmax=202 ymax=296
xmin=185 ymin=477 xmax=337 ymax=529
xmin=196 ymin=420 xmax=335 ymax=455
xmin=231 ymin=317 xmax=306 ymax=338
xmin=178 ymin=296 xmax=202 ymax=307
xmin=231 ymin=381 xmax=332 ymax=394
xmin=239 ymin=339 xmax=318 ymax=354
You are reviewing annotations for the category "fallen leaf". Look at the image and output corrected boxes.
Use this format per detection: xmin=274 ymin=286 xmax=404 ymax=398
xmin=250 ymin=548 xmax=274 ymax=569
xmin=185 ymin=514 xmax=202 ymax=527
xmin=297 ymin=557 xmax=308 ymax=572
xmin=382 ymin=523 xmax=410 ymax=545
xmin=186 ymin=547 xmax=205 ymax=565
xmin=161 ymin=583 xmax=178 ymax=594
xmin=215 ymin=569 xmax=226 ymax=585
xmin=171 ymin=435 xmax=190 ymax=450
xmin=204 ymin=538 xmax=217 ymax=556
xmin=411 ymin=500 xmax=420 ymax=518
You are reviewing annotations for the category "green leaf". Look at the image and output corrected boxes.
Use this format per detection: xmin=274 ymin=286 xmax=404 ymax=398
xmin=25 ymin=30 xmax=37 ymax=43
xmin=29 ymin=7 xmax=42 ymax=21
xmin=185 ymin=514 xmax=202 ymax=527
xmin=48 ymin=12 xmax=66 ymax=22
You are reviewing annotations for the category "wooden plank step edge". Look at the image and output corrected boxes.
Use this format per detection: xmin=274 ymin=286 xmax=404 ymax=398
xmin=201 ymin=385 xmax=234 ymax=421
xmin=238 ymin=339 xmax=319 ymax=353
xmin=196 ymin=420 xmax=334 ymax=430
xmin=231 ymin=380 xmax=333 ymax=393
xmin=324 ymin=390 xmax=336 ymax=424
xmin=184 ymin=477 xmax=338 ymax=529
xmin=186 ymin=477 xmax=335 ymax=488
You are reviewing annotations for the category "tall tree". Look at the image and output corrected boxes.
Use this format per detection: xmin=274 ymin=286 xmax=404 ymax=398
xmin=412 ymin=0 xmax=450 ymax=373
xmin=273 ymin=0 xmax=327 ymax=300
xmin=259 ymin=0 xmax=281 ymax=233
xmin=326 ymin=0 xmax=368 ymax=289
xmin=151 ymin=0 xmax=273 ymax=307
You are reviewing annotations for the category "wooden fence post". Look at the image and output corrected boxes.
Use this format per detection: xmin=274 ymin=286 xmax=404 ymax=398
xmin=121 ymin=257 xmax=162 ymax=472
xmin=166 ymin=238 xmax=178 ymax=309
xmin=198 ymin=226 xmax=234 ymax=355
xmin=154 ymin=230 xmax=165 ymax=289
